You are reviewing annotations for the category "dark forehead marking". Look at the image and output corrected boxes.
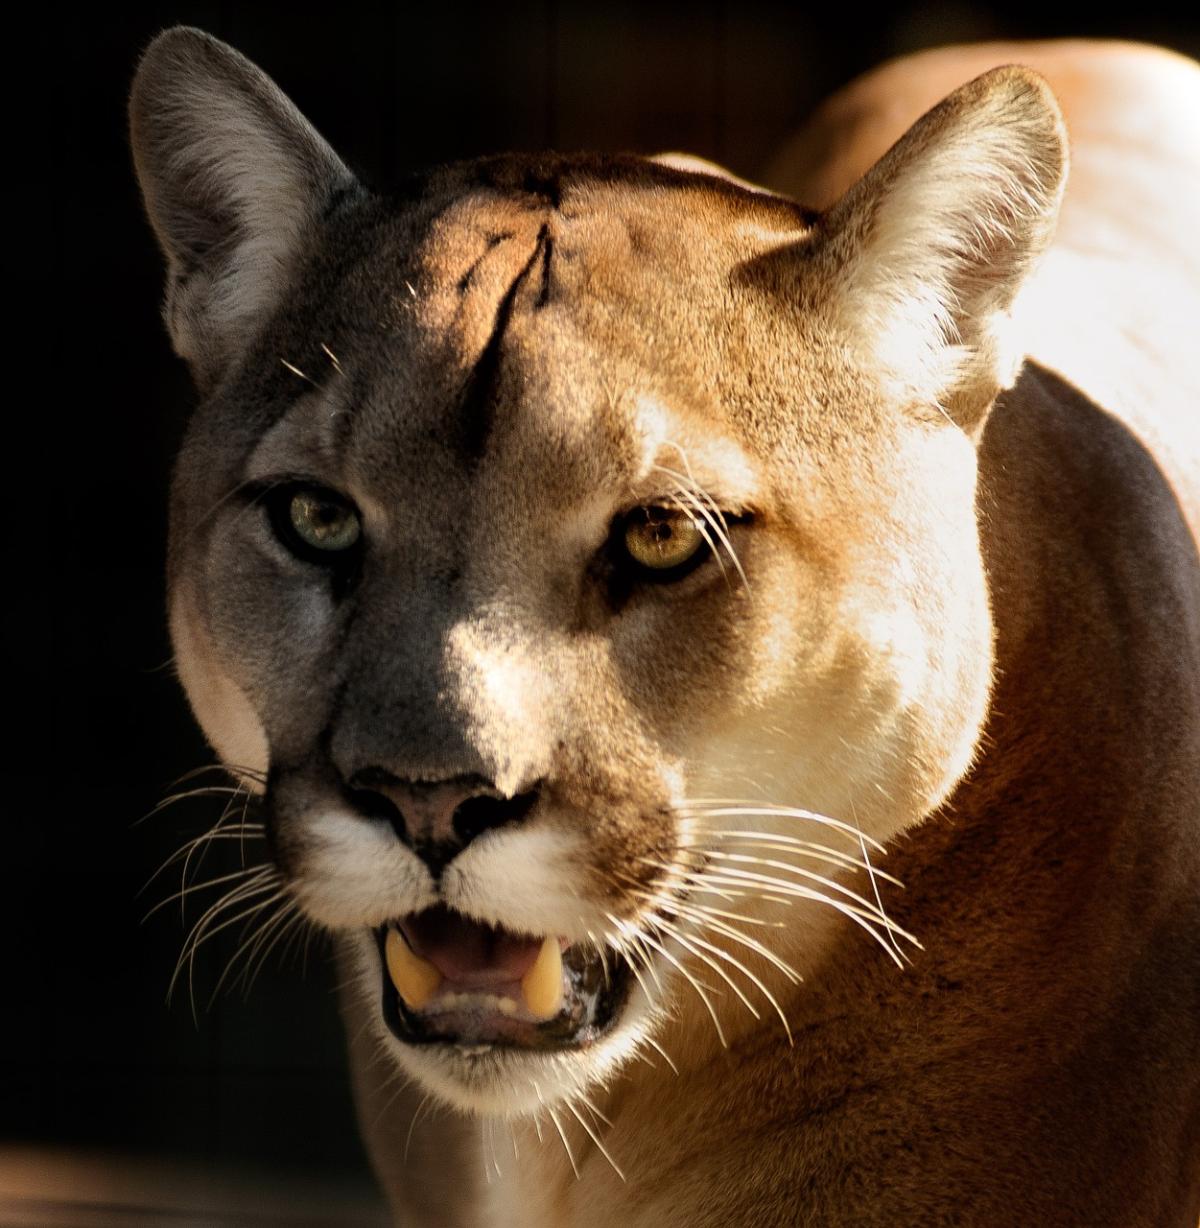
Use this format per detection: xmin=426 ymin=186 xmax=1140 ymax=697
xmin=458 ymin=223 xmax=550 ymax=461
xmin=458 ymin=230 xmax=515 ymax=294
xmin=536 ymin=233 xmax=554 ymax=310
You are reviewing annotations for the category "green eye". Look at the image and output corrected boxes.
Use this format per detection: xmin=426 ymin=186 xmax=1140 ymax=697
xmin=289 ymin=489 xmax=361 ymax=552
xmin=621 ymin=506 xmax=707 ymax=574
xmin=267 ymin=484 xmax=362 ymax=562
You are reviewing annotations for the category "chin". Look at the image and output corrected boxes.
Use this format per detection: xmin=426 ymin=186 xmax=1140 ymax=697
xmin=342 ymin=910 xmax=657 ymax=1117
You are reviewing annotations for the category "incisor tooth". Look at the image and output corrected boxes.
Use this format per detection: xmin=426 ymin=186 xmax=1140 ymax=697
xmin=385 ymin=927 xmax=442 ymax=1010
xmin=521 ymin=936 xmax=564 ymax=1019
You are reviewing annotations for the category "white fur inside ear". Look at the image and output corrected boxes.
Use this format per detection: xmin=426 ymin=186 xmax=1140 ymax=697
xmin=824 ymin=69 xmax=1067 ymax=420
xmin=156 ymin=92 xmax=321 ymax=365
xmin=130 ymin=28 xmax=356 ymax=379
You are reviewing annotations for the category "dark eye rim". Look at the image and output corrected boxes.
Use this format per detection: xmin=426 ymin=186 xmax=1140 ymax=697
xmin=610 ymin=504 xmax=753 ymax=586
xmin=249 ymin=478 xmax=364 ymax=568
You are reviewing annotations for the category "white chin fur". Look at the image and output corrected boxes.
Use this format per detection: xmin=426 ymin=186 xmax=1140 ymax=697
xmin=344 ymin=930 xmax=662 ymax=1118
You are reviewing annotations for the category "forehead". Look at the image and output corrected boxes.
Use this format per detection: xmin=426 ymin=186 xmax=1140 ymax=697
xmin=298 ymin=163 xmax=795 ymax=483
xmin=262 ymin=159 xmax=808 ymax=505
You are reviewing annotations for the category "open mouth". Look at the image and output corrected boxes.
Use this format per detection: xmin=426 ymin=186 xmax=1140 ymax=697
xmin=376 ymin=906 xmax=633 ymax=1050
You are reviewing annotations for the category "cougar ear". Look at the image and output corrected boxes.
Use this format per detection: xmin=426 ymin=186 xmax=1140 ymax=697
xmin=818 ymin=66 xmax=1067 ymax=434
xmin=129 ymin=27 xmax=359 ymax=387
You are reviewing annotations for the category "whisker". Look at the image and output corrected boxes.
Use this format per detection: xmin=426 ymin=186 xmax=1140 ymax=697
xmin=277 ymin=909 xmax=315 ymax=978
xmin=138 ymin=827 xmax=266 ymax=899
xmin=139 ymin=784 xmax=247 ymax=822
xmin=172 ymin=876 xmax=280 ymax=994
xmin=594 ymin=889 xmax=667 ymax=995
xmin=706 ymin=830 xmax=904 ymax=886
xmin=641 ymin=1034 xmax=679 ymax=1076
xmin=640 ymin=851 xmax=903 ymax=932
xmin=680 ymin=800 xmax=888 ymax=852
xmin=661 ymin=477 xmax=750 ymax=592
xmin=576 ymin=1092 xmax=613 ymax=1130
xmin=280 ymin=357 xmax=316 ymax=385
xmin=179 ymin=789 xmax=257 ymax=912
xmin=565 ymin=1098 xmax=625 ymax=1182
xmin=653 ymin=450 xmax=751 ymax=590
xmin=666 ymin=490 xmax=730 ymax=586
xmin=585 ymin=929 xmax=613 ymax=988
xmin=485 ymin=1117 xmax=502 ymax=1182
xmin=636 ymin=858 xmax=766 ymax=903
xmin=627 ymin=875 xmax=802 ymax=987
xmin=852 ymin=804 xmax=908 ymax=966
xmin=605 ymin=931 xmax=661 ymax=1011
xmin=609 ymin=914 xmax=727 ymax=1048
xmin=672 ymin=861 xmax=886 ymax=926
xmin=208 ymin=897 xmax=291 ymax=1005
xmin=545 ymin=1105 xmax=581 ymax=1181
xmin=142 ymin=863 xmax=270 ymax=924
xmin=683 ymin=869 xmax=912 ymax=965
xmin=700 ymin=850 xmax=901 ymax=918
xmin=656 ymin=897 xmax=803 ymax=986
xmin=629 ymin=931 xmax=665 ymax=994
xmin=228 ymin=899 xmax=304 ymax=1003
xmin=650 ymin=912 xmax=796 ymax=1044
xmin=203 ymin=762 xmax=268 ymax=786
xmin=403 ymin=1093 xmax=433 ymax=1164
xmin=646 ymin=915 xmax=761 ymax=1022
xmin=366 ymin=1066 xmax=410 ymax=1136
xmin=613 ymin=868 xmax=784 ymax=930
xmin=169 ymin=881 xmax=285 ymax=1017
xmin=298 ymin=923 xmax=320 ymax=978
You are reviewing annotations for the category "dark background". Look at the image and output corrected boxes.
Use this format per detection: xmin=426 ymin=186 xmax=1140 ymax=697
xmin=14 ymin=0 xmax=1199 ymax=1200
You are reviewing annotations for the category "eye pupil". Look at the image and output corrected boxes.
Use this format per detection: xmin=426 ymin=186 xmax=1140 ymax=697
xmin=621 ymin=506 xmax=706 ymax=576
xmin=275 ymin=486 xmax=362 ymax=557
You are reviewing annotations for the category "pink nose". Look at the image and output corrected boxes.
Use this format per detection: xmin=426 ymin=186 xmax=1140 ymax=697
xmin=345 ymin=770 xmax=540 ymax=875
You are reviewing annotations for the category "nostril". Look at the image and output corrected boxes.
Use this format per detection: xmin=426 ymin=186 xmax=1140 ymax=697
xmin=452 ymin=788 xmax=539 ymax=848
xmin=345 ymin=785 xmax=408 ymax=842
xmin=343 ymin=768 xmax=542 ymax=870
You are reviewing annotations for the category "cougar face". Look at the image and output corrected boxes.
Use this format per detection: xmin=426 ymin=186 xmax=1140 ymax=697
xmin=134 ymin=29 xmax=1063 ymax=1115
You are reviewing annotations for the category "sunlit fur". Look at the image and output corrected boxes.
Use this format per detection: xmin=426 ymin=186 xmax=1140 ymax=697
xmin=133 ymin=30 xmax=1200 ymax=1228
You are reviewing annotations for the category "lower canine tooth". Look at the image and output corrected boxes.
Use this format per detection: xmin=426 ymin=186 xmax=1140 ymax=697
xmin=385 ymin=927 xmax=442 ymax=1010
xmin=521 ymin=936 xmax=564 ymax=1019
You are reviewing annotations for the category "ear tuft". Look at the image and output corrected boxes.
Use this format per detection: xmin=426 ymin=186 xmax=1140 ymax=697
xmin=820 ymin=66 xmax=1068 ymax=431
xmin=129 ymin=27 xmax=358 ymax=385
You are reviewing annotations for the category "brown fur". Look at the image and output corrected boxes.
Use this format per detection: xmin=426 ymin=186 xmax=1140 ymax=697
xmin=362 ymin=44 xmax=1200 ymax=1228
xmin=131 ymin=31 xmax=1199 ymax=1227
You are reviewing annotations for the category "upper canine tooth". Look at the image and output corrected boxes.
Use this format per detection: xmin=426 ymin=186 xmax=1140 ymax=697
xmin=521 ymin=936 xmax=564 ymax=1020
xmin=385 ymin=927 xmax=442 ymax=1010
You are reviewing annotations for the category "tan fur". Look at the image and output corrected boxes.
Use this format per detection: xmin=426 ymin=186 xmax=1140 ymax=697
xmin=356 ymin=44 xmax=1200 ymax=1227
xmin=132 ymin=32 xmax=1199 ymax=1227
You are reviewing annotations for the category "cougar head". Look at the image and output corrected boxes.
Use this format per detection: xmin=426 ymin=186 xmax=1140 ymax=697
xmin=131 ymin=27 xmax=1065 ymax=1114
